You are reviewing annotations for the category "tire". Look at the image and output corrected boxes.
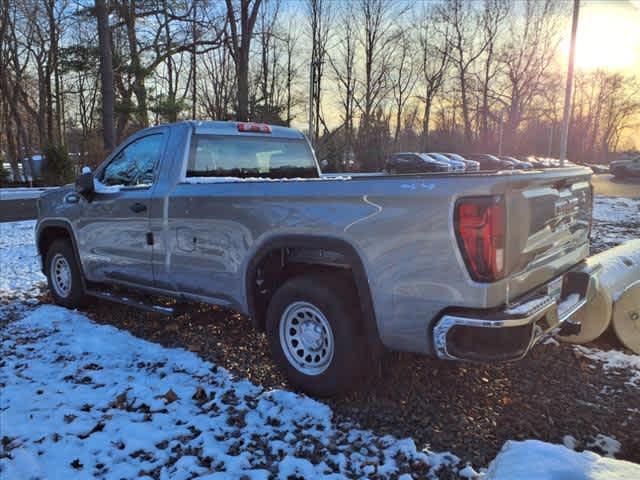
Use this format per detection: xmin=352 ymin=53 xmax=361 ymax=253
xmin=45 ymin=239 xmax=87 ymax=308
xmin=266 ymin=273 xmax=366 ymax=397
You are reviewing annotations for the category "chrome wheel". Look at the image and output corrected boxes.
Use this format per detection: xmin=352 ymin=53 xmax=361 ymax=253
xmin=279 ymin=301 xmax=334 ymax=376
xmin=51 ymin=254 xmax=71 ymax=298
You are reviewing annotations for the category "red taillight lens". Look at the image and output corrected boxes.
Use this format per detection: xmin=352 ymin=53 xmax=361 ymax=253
xmin=454 ymin=195 xmax=505 ymax=282
xmin=237 ymin=122 xmax=271 ymax=133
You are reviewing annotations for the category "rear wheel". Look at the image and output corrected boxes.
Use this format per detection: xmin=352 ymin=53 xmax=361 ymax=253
xmin=45 ymin=239 xmax=87 ymax=308
xmin=266 ymin=273 xmax=366 ymax=396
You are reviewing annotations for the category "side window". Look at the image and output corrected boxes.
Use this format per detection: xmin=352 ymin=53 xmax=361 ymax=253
xmin=100 ymin=134 xmax=163 ymax=187
xmin=186 ymin=135 xmax=318 ymax=179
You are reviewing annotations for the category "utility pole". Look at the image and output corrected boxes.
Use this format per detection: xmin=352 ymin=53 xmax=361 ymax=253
xmin=498 ymin=113 xmax=504 ymax=156
xmin=560 ymin=0 xmax=580 ymax=166
xmin=308 ymin=60 xmax=316 ymax=145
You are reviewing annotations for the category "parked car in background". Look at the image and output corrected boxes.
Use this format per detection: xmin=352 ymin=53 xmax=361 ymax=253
xmin=610 ymin=156 xmax=640 ymax=178
xmin=439 ymin=153 xmax=480 ymax=171
xmin=580 ymin=163 xmax=609 ymax=174
xmin=500 ymin=156 xmax=533 ymax=169
xmin=426 ymin=152 xmax=466 ymax=172
xmin=465 ymin=154 xmax=514 ymax=171
xmin=384 ymin=152 xmax=451 ymax=174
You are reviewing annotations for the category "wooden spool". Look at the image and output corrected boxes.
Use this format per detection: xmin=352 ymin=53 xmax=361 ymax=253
xmin=611 ymin=281 xmax=640 ymax=354
xmin=558 ymin=239 xmax=640 ymax=345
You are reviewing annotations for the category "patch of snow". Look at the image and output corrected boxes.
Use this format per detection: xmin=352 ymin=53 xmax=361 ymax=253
xmin=591 ymin=197 xmax=639 ymax=253
xmin=563 ymin=435 xmax=577 ymax=450
xmin=588 ymin=434 xmax=621 ymax=458
xmin=183 ymin=175 xmax=351 ymax=184
xmin=575 ymin=346 xmax=640 ymax=388
xmin=505 ymin=296 xmax=553 ymax=315
xmin=459 ymin=464 xmax=481 ymax=478
xmin=0 ymin=220 xmax=46 ymax=301
xmin=593 ymin=197 xmax=640 ymax=223
xmin=484 ymin=440 xmax=640 ymax=480
xmin=0 ymin=305 xmax=459 ymax=479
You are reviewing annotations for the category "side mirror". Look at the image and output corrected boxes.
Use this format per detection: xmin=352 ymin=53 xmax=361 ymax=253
xmin=76 ymin=171 xmax=94 ymax=195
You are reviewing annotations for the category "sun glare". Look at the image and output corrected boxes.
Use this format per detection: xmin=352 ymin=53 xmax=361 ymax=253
xmin=562 ymin=1 xmax=640 ymax=71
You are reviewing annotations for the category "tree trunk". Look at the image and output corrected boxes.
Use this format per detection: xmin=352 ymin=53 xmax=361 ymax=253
xmin=95 ymin=0 xmax=115 ymax=151
xmin=236 ymin=41 xmax=250 ymax=121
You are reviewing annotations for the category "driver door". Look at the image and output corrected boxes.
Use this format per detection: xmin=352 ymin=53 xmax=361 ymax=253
xmin=76 ymin=132 xmax=165 ymax=286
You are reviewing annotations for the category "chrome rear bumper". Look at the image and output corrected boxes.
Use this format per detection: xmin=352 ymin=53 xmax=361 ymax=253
xmin=433 ymin=263 xmax=600 ymax=361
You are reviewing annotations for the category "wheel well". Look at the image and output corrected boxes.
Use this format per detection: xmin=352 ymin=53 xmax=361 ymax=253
xmin=38 ymin=226 xmax=71 ymax=260
xmin=246 ymin=241 xmax=384 ymax=354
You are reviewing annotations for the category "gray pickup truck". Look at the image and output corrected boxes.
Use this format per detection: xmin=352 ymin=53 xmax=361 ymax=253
xmin=37 ymin=121 xmax=598 ymax=396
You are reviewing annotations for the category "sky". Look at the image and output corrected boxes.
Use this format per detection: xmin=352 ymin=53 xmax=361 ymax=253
xmin=561 ymin=0 xmax=640 ymax=73
xmin=561 ymin=0 xmax=640 ymax=149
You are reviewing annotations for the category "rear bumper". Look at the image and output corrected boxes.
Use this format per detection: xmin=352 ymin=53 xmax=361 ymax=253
xmin=432 ymin=262 xmax=601 ymax=361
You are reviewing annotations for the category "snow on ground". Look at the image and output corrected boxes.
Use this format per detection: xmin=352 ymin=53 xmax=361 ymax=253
xmin=0 ymin=220 xmax=45 ymax=301
xmin=575 ymin=346 xmax=640 ymax=388
xmin=593 ymin=197 xmax=640 ymax=224
xmin=484 ymin=440 xmax=640 ymax=480
xmin=0 ymin=305 xmax=459 ymax=479
xmin=591 ymin=196 xmax=640 ymax=253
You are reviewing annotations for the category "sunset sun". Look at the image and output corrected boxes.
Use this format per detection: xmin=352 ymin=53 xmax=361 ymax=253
xmin=563 ymin=1 xmax=640 ymax=71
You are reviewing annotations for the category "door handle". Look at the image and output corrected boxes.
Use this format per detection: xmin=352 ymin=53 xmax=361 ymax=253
xmin=129 ymin=202 xmax=147 ymax=213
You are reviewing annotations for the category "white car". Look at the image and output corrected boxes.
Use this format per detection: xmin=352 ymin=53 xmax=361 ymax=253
xmin=426 ymin=152 xmax=465 ymax=172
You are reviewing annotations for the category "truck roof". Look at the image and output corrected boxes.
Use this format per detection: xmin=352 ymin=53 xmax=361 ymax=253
xmin=183 ymin=120 xmax=305 ymax=140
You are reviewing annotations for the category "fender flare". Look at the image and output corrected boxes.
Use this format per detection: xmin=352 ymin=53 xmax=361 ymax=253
xmin=36 ymin=219 xmax=86 ymax=282
xmin=244 ymin=234 xmax=383 ymax=352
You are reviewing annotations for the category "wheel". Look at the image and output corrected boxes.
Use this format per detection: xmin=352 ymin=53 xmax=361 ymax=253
xmin=45 ymin=239 xmax=87 ymax=308
xmin=266 ymin=273 xmax=366 ymax=396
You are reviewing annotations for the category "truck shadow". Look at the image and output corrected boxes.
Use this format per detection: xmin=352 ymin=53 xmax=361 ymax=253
xmin=79 ymin=297 xmax=639 ymax=468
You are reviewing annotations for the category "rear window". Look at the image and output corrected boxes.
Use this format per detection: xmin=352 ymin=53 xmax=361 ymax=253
xmin=186 ymin=135 xmax=318 ymax=179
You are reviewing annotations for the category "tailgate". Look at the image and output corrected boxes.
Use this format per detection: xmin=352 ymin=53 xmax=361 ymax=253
xmin=504 ymin=168 xmax=592 ymax=304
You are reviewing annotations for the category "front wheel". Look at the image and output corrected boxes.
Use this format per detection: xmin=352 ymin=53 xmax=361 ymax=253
xmin=266 ymin=273 xmax=366 ymax=396
xmin=45 ymin=239 xmax=87 ymax=308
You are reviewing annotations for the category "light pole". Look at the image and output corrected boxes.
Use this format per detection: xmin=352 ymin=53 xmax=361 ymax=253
xmin=560 ymin=0 xmax=580 ymax=166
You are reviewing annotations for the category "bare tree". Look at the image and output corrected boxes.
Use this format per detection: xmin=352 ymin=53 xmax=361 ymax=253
xmin=306 ymin=0 xmax=331 ymax=141
xmin=328 ymin=3 xmax=358 ymax=155
xmin=440 ymin=0 xmax=490 ymax=144
xmin=225 ymin=0 xmax=263 ymax=121
xmin=390 ymin=31 xmax=417 ymax=143
xmin=477 ymin=0 xmax=509 ymax=149
xmin=497 ymin=0 xmax=562 ymax=151
xmin=358 ymin=0 xmax=399 ymax=129
xmin=416 ymin=5 xmax=450 ymax=149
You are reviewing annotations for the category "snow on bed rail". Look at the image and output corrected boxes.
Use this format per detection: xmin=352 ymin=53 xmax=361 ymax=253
xmin=0 ymin=305 xmax=459 ymax=479
xmin=183 ymin=175 xmax=352 ymax=184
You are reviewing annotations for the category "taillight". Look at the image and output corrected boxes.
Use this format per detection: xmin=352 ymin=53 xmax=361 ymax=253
xmin=454 ymin=195 xmax=505 ymax=282
xmin=237 ymin=122 xmax=271 ymax=133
